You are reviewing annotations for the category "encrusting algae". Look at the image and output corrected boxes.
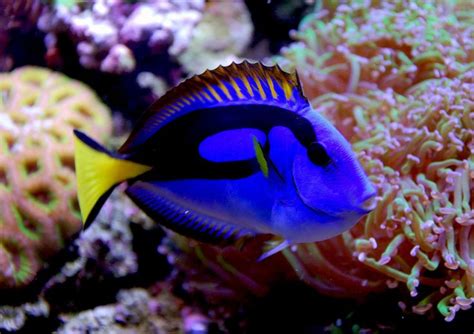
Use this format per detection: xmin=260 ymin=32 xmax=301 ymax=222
xmin=0 ymin=66 xmax=111 ymax=289
xmin=275 ymin=0 xmax=474 ymax=321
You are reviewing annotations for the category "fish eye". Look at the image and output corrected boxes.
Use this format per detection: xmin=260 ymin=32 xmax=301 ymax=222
xmin=307 ymin=142 xmax=331 ymax=166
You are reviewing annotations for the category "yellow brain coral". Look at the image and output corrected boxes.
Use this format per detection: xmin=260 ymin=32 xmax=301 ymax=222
xmin=0 ymin=66 xmax=112 ymax=288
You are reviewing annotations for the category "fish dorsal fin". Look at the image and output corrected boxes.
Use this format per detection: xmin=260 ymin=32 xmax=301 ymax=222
xmin=120 ymin=61 xmax=309 ymax=153
xmin=126 ymin=181 xmax=257 ymax=245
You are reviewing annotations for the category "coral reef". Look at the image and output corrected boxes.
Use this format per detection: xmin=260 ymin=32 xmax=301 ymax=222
xmin=56 ymin=287 xmax=184 ymax=334
xmin=38 ymin=0 xmax=205 ymax=73
xmin=45 ymin=189 xmax=141 ymax=289
xmin=273 ymin=0 xmax=474 ymax=321
xmin=177 ymin=0 xmax=253 ymax=74
xmin=0 ymin=66 xmax=112 ymax=289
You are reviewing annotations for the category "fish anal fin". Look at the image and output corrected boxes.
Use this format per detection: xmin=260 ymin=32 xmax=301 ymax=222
xmin=126 ymin=181 xmax=256 ymax=245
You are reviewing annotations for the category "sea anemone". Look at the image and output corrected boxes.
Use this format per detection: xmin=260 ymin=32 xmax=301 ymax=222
xmin=153 ymin=0 xmax=473 ymax=322
xmin=286 ymin=69 xmax=473 ymax=321
xmin=275 ymin=0 xmax=474 ymax=321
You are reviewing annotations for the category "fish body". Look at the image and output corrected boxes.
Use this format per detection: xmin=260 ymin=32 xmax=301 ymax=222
xmin=74 ymin=61 xmax=376 ymax=254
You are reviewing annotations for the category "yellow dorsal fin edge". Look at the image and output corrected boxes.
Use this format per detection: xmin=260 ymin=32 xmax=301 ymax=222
xmin=74 ymin=135 xmax=152 ymax=226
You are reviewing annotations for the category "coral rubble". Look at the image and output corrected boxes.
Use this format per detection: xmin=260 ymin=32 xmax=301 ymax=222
xmin=0 ymin=66 xmax=112 ymax=289
xmin=56 ymin=287 xmax=183 ymax=334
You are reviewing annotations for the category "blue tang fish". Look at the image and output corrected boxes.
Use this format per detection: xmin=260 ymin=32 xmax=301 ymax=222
xmin=74 ymin=61 xmax=376 ymax=259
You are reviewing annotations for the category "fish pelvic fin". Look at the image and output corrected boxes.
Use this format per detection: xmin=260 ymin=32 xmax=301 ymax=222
xmin=73 ymin=130 xmax=152 ymax=228
xmin=257 ymin=239 xmax=290 ymax=262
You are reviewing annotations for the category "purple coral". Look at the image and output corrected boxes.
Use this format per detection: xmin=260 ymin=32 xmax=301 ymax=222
xmin=38 ymin=0 xmax=205 ymax=74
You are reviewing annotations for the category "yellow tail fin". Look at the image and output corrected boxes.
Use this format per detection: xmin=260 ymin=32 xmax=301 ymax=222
xmin=74 ymin=130 xmax=152 ymax=228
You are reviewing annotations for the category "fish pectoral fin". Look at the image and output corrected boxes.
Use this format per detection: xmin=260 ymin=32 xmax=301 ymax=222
xmin=252 ymin=135 xmax=285 ymax=182
xmin=252 ymin=135 xmax=269 ymax=178
xmin=126 ymin=181 xmax=257 ymax=245
xmin=257 ymin=239 xmax=290 ymax=261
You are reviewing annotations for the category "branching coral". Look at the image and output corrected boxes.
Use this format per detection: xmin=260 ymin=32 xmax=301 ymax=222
xmin=0 ymin=66 xmax=111 ymax=288
xmin=273 ymin=0 xmax=474 ymax=321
